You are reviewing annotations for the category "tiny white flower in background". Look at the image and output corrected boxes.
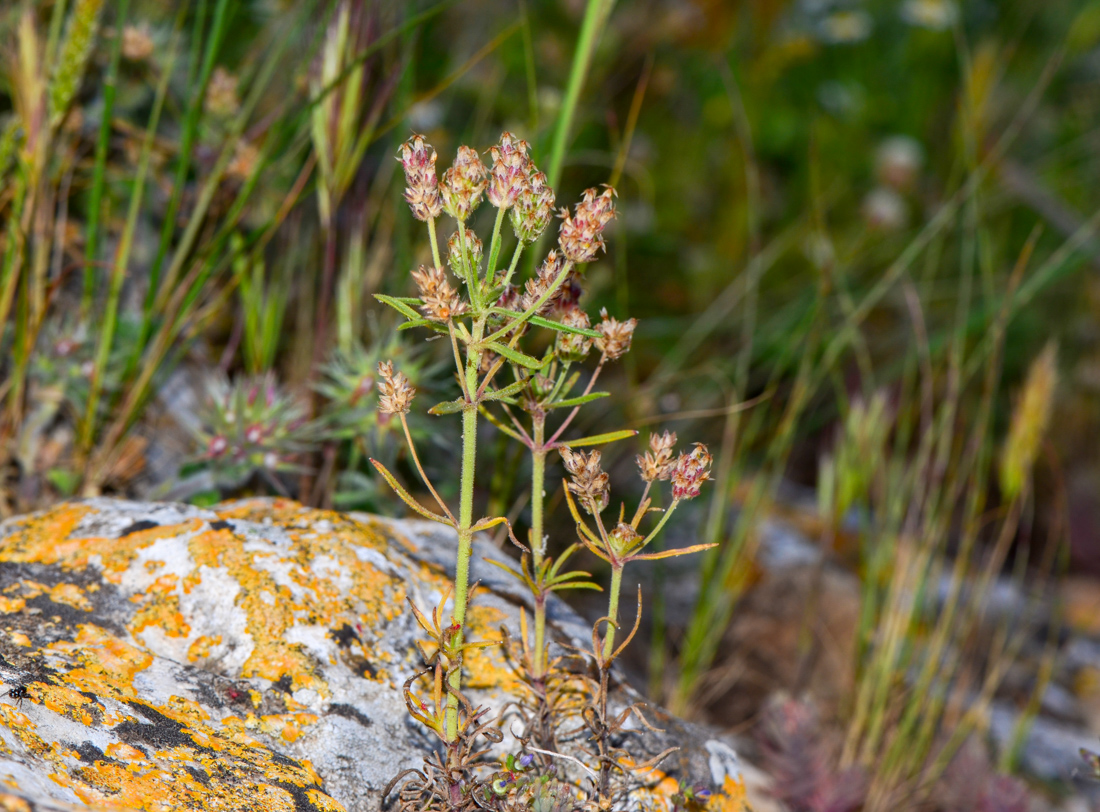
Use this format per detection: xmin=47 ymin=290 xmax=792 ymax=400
xmin=901 ymin=0 xmax=958 ymax=30
xmin=819 ymin=10 xmax=872 ymax=44
xmin=263 ymin=452 xmax=279 ymax=469
xmin=876 ymin=136 xmax=924 ymax=191
xmin=863 ymin=187 xmax=908 ymax=231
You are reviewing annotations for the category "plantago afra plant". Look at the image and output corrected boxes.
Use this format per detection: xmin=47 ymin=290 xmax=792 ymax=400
xmin=376 ymin=132 xmax=715 ymax=810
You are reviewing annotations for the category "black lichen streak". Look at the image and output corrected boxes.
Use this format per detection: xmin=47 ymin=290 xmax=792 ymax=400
xmin=328 ymin=703 xmax=372 ymax=728
xmin=121 ymin=520 xmax=160 ymax=537
xmin=117 ymin=701 xmax=218 ymax=755
xmin=185 ymin=765 xmax=212 ymax=786
xmin=74 ymin=741 xmax=124 ymax=767
xmin=274 ymin=674 xmax=294 ymax=694
xmin=209 ymin=520 xmax=233 ymax=531
xmin=276 ymin=779 xmax=329 ymax=812
xmin=329 ymin=623 xmax=359 ymax=649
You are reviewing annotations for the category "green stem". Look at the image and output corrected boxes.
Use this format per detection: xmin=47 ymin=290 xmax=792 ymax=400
xmin=486 ymin=205 xmax=507 ymax=285
xmin=530 ymin=415 xmax=547 ymax=676
xmin=446 ymin=316 xmax=484 ymax=740
xmin=499 ymin=240 xmax=524 ymax=292
xmin=427 ymin=216 xmax=443 ymax=269
xmin=546 ymin=0 xmax=614 ymax=188
xmin=602 ymin=564 xmax=623 ymax=660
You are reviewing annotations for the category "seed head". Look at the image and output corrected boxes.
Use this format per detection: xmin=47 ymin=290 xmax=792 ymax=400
xmin=672 ymin=443 xmax=712 ymax=500
xmin=121 ymin=24 xmax=155 ymax=62
xmin=561 ymin=448 xmax=610 ymax=514
xmin=512 ymin=168 xmax=556 ymax=244
xmin=487 ymin=132 xmax=530 ymax=210
xmin=412 ymin=265 xmax=467 ymax=321
xmin=555 ymin=307 xmax=593 ymax=362
xmin=609 ymin=522 xmax=642 ymax=556
xmin=558 ymin=186 xmax=617 ymax=263
xmin=447 ymin=226 xmax=483 ymax=278
xmin=594 ymin=307 xmax=636 ymax=360
xmin=205 ymin=67 xmax=240 ymax=118
xmin=637 ymin=430 xmax=677 ymax=482
xmin=398 ymin=135 xmax=443 ymax=221
xmin=377 ymin=360 xmax=415 ymax=415
xmin=521 ymin=251 xmax=568 ymax=315
xmin=441 ymin=145 xmax=488 ymax=221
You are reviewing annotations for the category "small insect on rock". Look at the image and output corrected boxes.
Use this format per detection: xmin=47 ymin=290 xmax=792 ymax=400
xmin=7 ymin=685 xmax=29 ymax=709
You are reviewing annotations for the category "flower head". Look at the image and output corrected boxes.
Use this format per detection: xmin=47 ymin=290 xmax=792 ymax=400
xmin=487 ymin=132 xmax=530 ymax=210
xmin=558 ymin=186 xmax=616 ymax=263
xmin=441 ymin=145 xmax=488 ymax=221
xmin=594 ymin=307 xmax=636 ymax=360
xmin=512 ymin=168 xmax=555 ymax=243
xmin=398 ymin=135 xmax=443 ymax=221
xmin=561 ymin=448 xmax=609 ymax=514
xmin=609 ymin=522 xmax=642 ymax=556
xmin=521 ymin=251 xmax=569 ymax=315
xmin=447 ymin=227 xmax=482 ymax=278
xmin=672 ymin=443 xmax=712 ymax=500
xmin=637 ymin=430 xmax=677 ymax=482
xmin=377 ymin=360 xmax=415 ymax=415
xmin=555 ymin=307 xmax=593 ymax=362
xmin=412 ymin=265 xmax=466 ymax=321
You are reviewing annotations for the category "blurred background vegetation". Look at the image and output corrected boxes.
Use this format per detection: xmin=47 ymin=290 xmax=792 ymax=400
xmin=2 ymin=0 xmax=1100 ymax=809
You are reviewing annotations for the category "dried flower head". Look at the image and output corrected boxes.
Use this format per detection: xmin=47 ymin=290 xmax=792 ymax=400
xmin=377 ymin=360 xmax=415 ymax=415
xmin=121 ymin=24 xmax=155 ymax=62
xmin=447 ymin=227 xmax=483 ymax=278
xmin=441 ymin=145 xmax=488 ymax=221
xmin=672 ymin=443 xmax=712 ymax=500
xmin=558 ymin=186 xmax=617 ymax=263
xmin=487 ymin=132 xmax=529 ymax=210
xmin=521 ymin=251 xmax=567 ymax=315
xmin=594 ymin=307 xmax=636 ymax=360
xmin=205 ymin=67 xmax=240 ymax=117
xmin=561 ymin=448 xmax=610 ymax=514
xmin=512 ymin=168 xmax=555 ymax=244
xmin=496 ymin=284 xmax=521 ymax=312
xmin=638 ymin=430 xmax=678 ymax=482
xmin=412 ymin=265 xmax=466 ymax=321
xmin=398 ymin=134 xmax=443 ymax=221
xmin=555 ymin=308 xmax=593 ymax=362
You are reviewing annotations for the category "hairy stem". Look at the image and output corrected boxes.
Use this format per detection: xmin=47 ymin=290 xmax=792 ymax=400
xmin=446 ymin=317 xmax=483 ymax=740
xmin=602 ymin=564 xmax=623 ymax=660
xmin=530 ymin=414 xmax=547 ymax=676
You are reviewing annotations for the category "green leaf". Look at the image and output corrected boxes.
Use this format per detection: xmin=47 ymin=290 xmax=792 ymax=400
xmin=485 ymin=342 xmax=546 ymax=370
xmin=549 ymin=391 xmax=609 ymax=410
xmin=557 ymin=429 xmax=638 ymax=448
xmin=528 ymin=314 xmax=601 ymax=338
xmin=483 ymin=378 xmax=531 ymax=402
xmin=428 ymin=398 xmax=467 ymax=415
xmin=374 ymin=293 xmax=422 ymax=321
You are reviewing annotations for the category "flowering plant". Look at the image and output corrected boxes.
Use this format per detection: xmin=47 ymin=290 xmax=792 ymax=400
xmin=376 ymin=132 xmax=714 ymax=811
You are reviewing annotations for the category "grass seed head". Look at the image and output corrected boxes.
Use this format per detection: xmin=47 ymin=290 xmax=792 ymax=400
xmin=672 ymin=443 xmax=712 ymax=500
xmin=561 ymin=447 xmax=610 ymax=514
xmin=486 ymin=131 xmax=530 ymax=210
xmin=511 ymin=168 xmax=556 ymax=244
xmin=638 ymin=430 xmax=677 ymax=482
xmin=594 ymin=307 xmax=636 ymax=360
xmin=555 ymin=307 xmax=593 ymax=362
xmin=412 ymin=265 xmax=467 ymax=321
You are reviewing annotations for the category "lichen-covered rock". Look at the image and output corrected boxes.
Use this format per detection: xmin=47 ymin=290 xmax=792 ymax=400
xmin=0 ymin=498 xmax=750 ymax=811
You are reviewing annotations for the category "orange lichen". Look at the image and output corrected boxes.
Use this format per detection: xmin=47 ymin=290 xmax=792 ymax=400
xmin=40 ymin=684 xmax=99 ymax=727
xmin=707 ymin=776 xmax=749 ymax=812
xmin=47 ymin=583 xmax=92 ymax=612
xmin=130 ymin=574 xmax=190 ymax=638
xmin=0 ymin=793 xmax=30 ymax=812
xmin=7 ymin=632 xmax=30 ymax=647
xmin=0 ymin=597 xmax=24 ymax=614
xmin=45 ymin=624 xmax=153 ymax=699
xmin=187 ymin=634 xmax=222 ymax=662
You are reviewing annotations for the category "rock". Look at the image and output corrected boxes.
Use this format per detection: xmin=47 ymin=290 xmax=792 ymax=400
xmin=0 ymin=498 xmax=752 ymax=811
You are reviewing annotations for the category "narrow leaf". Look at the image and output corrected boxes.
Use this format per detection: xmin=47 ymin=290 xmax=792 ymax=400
xmin=549 ymin=391 xmax=609 ymax=410
xmin=632 ymin=542 xmax=718 ymax=561
xmin=375 ymin=293 xmax=422 ymax=321
xmin=485 ymin=342 xmax=546 ymax=370
xmin=558 ymin=429 xmax=638 ymax=448
xmin=528 ymin=314 xmax=601 ymax=338
xmin=428 ymin=398 xmax=467 ymax=415
xmin=370 ymin=458 xmax=453 ymax=526
xmin=482 ymin=378 xmax=531 ymax=402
